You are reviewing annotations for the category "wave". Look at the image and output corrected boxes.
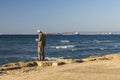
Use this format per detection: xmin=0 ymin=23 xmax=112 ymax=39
xmin=45 ymin=57 xmax=64 ymax=60
xmin=60 ymin=40 xmax=70 ymax=43
xmin=94 ymin=40 xmax=113 ymax=43
xmin=31 ymin=56 xmax=64 ymax=60
xmin=50 ymin=45 xmax=75 ymax=49
xmin=71 ymin=46 xmax=120 ymax=52
xmin=71 ymin=47 xmax=105 ymax=52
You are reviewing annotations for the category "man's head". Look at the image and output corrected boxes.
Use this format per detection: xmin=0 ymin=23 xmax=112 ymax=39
xmin=37 ymin=30 xmax=42 ymax=33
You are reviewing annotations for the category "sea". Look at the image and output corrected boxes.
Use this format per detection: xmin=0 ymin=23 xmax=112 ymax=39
xmin=0 ymin=34 xmax=120 ymax=66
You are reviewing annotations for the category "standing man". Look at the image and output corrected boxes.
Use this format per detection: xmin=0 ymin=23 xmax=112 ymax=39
xmin=36 ymin=30 xmax=46 ymax=61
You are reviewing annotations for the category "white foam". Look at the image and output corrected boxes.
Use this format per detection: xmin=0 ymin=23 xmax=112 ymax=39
xmin=45 ymin=57 xmax=64 ymax=60
xmin=71 ymin=48 xmax=85 ymax=52
xmin=60 ymin=40 xmax=70 ymax=43
xmin=31 ymin=57 xmax=64 ymax=60
xmin=31 ymin=57 xmax=37 ymax=59
xmin=50 ymin=45 xmax=75 ymax=49
xmin=94 ymin=40 xmax=113 ymax=43
xmin=99 ymin=48 xmax=104 ymax=50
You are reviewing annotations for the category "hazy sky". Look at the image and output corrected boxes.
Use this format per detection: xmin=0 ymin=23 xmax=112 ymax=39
xmin=0 ymin=0 xmax=120 ymax=34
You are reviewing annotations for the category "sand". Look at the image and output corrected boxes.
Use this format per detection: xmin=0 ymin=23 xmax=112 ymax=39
xmin=1 ymin=54 xmax=120 ymax=80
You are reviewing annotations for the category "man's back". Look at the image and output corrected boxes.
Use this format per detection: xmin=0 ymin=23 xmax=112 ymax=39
xmin=38 ymin=33 xmax=46 ymax=47
xmin=42 ymin=34 xmax=46 ymax=46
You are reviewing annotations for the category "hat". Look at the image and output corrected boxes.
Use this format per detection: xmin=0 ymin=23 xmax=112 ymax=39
xmin=37 ymin=30 xmax=42 ymax=33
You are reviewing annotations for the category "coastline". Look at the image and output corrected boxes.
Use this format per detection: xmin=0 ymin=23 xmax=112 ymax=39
xmin=1 ymin=53 xmax=120 ymax=80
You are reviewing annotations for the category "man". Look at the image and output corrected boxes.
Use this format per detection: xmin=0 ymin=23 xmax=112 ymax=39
xmin=36 ymin=30 xmax=46 ymax=61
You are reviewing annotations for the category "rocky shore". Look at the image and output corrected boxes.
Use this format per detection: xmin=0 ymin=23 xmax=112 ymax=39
xmin=1 ymin=54 xmax=120 ymax=80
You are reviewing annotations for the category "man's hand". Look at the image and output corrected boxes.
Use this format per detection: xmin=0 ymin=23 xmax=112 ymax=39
xmin=36 ymin=39 xmax=38 ymax=41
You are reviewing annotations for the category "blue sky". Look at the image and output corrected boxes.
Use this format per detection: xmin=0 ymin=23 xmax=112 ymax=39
xmin=0 ymin=0 xmax=120 ymax=34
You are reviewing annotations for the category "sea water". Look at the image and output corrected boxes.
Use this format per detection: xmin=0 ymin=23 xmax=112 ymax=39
xmin=0 ymin=35 xmax=120 ymax=66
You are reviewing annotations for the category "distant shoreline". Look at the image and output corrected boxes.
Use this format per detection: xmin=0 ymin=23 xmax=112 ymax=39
xmin=1 ymin=34 xmax=120 ymax=36
xmin=1 ymin=31 xmax=120 ymax=35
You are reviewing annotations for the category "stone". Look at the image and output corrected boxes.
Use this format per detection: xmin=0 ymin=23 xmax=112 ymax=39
xmin=56 ymin=59 xmax=82 ymax=64
xmin=0 ymin=62 xmax=21 ymax=71
xmin=36 ymin=61 xmax=53 ymax=67
xmin=36 ymin=61 xmax=64 ymax=66
xmin=18 ymin=61 xmax=37 ymax=67
xmin=104 ymin=54 xmax=120 ymax=60
xmin=52 ymin=62 xmax=64 ymax=66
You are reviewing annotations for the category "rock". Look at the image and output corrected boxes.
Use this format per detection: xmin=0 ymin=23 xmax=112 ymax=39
xmin=36 ymin=61 xmax=53 ymax=66
xmin=0 ymin=71 xmax=2 ymax=74
xmin=56 ymin=59 xmax=82 ymax=63
xmin=36 ymin=61 xmax=64 ymax=66
xmin=0 ymin=61 xmax=38 ymax=71
xmin=83 ymin=54 xmax=120 ymax=62
xmin=0 ymin=62 xmax=21 ymax=71
xmin=52 ymin=62 xmax=64 ymax=66
xmin=83 ymin=55 xmax=110 ymax=61
xmin=104 ymin=54 xmax=120 ymax=60
xmin=18 ymin=61 xmax=37 ymax=67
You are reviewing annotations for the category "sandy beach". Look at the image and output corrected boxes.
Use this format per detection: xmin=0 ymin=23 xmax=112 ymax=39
xmin=1 ymin=54 xmax=120 ymax=80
